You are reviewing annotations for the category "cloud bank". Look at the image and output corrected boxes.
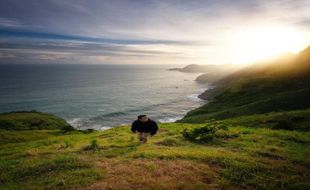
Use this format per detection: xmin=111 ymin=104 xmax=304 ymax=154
xmin=0 ymin=0 xmax=309 ymax=64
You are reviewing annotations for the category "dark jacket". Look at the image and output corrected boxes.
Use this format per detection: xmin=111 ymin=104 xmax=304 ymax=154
xmin=131 ymin=119 xmax=158 ymax=136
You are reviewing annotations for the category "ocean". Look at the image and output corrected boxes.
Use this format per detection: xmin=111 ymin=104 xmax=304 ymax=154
xmin=0 ymin=63 xmax=208 ymax=130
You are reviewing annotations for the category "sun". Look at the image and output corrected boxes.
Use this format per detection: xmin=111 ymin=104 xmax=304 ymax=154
xmin=231 ymin=24 xmax=307 ymax=64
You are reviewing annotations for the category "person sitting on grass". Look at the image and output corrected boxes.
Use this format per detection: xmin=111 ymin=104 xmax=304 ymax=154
xmin=131 ymin=114 xmax=158 ymax=143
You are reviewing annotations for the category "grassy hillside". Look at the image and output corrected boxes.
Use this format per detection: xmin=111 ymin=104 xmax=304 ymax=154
xmin=1 ymin=118 xmax=309 ymax=190
xmin=0 ymin=111 xmax=73 ymax=131
xmin=181 ymin=46 xmax=310 ymax=123
xmin=181 ymin=76 xmax=310 ymax=123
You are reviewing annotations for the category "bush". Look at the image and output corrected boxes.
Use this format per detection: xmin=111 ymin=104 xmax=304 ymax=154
xmin=83 ymin=139 xmax=100 ymax=151
xmin=182 ymin=120 xmax=228 ymax=143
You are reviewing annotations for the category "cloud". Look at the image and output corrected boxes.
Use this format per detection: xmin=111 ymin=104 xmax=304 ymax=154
xmin=0 ymin=29 xmax=196 ymax=64
xmin=0 ymin=52 xmax=16 ymax=58
xmin=0 ymin=28 xmax=191 ymax=45
xmin=0 ymin=0 xmax=309 ymax=64
xmin=0 ymin=17 xmax=22 ymax=28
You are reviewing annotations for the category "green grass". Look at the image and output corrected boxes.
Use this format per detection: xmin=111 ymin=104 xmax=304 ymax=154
xmin=181 ymin=75 xmax=310 ymax=124
xmin=1 ymin=120 xmax=309 ymax=190
xmin=0 ymin=111 xmax=73 ymax=131
xmin=223 ymin=109 xmax=310 ymax=131
xmin=181 ymin=47 xmax=310 ymax=123
xmin=181 ymin=109 xmax=310 ymax=131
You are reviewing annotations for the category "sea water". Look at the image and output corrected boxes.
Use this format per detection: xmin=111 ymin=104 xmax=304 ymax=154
xmin=0 ymin=63 xmax=208 ymax=130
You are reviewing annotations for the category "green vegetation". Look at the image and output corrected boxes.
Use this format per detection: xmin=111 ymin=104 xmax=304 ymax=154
xmin=0 ymin=112 xmax=309 ymax=190
xmin=181 ymin=76 xmax=310 ymax=123
xmin=0 ymin=111 xmax=73 ymax=131
xmin=182 ymin=120 xmax=229 ymax=143
xmin=181 ymin=47 xmax=310 ymax=125
xmin=224 ymin=109 xmax=310 ymax=131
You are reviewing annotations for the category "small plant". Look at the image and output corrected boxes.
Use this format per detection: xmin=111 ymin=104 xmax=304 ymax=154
xmin=182 ymin=120 xmax=228 ymax=143
xmin=64 ymin=141 xmax=72 ymax=148
xmin=90 ymin=139 xmax=100 ymax=150
xmin=83 ymin=139 xmax=100 ymax=151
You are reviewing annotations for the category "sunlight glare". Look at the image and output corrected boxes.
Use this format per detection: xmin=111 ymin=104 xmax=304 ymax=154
xmin=231 ymin=24 xmax=307 ymax=64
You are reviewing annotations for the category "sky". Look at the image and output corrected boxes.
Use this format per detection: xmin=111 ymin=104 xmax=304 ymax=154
xmin=0 ymin=0 xmax=309 ymax=65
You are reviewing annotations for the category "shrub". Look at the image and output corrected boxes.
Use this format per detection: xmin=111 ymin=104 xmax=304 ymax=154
xmin=182 ymin=120 xmax=228 ymax=143
xmin=83 ymin=139 xmax=100 ymax=151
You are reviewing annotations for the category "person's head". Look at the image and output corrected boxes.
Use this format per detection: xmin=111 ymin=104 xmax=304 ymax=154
xmin=138 ymin=114 xmax=148 ymax=123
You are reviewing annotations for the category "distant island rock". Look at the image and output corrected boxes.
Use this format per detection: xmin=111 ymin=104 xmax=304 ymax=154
xmin=168 ymin=64 xmax=244 ymax=81
xmin=168 ymin=64 xmax=222 ymax=73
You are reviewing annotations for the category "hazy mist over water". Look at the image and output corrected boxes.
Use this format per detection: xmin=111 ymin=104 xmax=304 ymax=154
xmin=0 ymin=63 xmax=208 ymax=130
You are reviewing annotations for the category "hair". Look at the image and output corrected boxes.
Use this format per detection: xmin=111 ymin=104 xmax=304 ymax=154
xmin=137 ymin=114 xmax=147 ymax=119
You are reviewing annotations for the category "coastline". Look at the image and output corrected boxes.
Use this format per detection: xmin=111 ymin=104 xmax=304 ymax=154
xmin=64 ymin=85 xmax=208 ymax=130
xmin=1 ymin=64 xmax=206 ymax=130
xmin=0 ymin=64 xmax=214 ymax=131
